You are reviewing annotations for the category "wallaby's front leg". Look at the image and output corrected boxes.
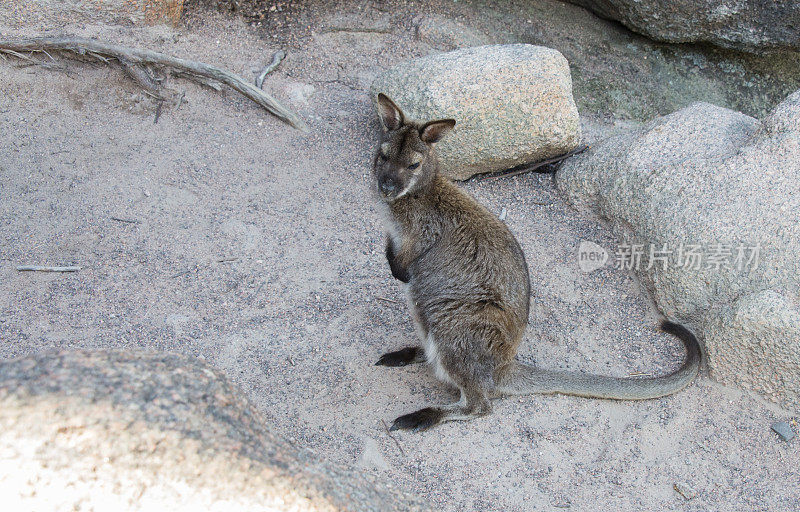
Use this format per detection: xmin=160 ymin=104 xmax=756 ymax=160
xmin=385 ymin=237 xmax=411 ymax=283
xmin=376 ymin=346 xmax=425 ymax=367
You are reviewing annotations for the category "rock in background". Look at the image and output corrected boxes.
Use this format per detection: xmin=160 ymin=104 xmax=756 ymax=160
xmin=370 ymin=44 xmax=581 ymax=180
xmin=557 ymin=90 xmax=800 ymax=411
xmin=0 ymin=0 xmax=183 ymax=27
xmin=566 ymin=0 xmax=800 ymax=54
xmin=0 ymin=350 xmax=426 ymax=512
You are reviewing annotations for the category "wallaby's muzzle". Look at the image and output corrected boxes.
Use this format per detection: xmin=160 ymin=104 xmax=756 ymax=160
xmin=378 ymin=178 xmax=399 ymax=199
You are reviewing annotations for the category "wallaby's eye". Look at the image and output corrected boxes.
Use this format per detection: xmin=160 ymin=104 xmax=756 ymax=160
xmin=408 ymin=162 xmax=421 ymax=170
xmin=378 ymin=153 xmax=387 ymax=162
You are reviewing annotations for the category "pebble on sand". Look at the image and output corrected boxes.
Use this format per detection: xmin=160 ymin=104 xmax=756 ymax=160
xmin=771 ymin=421 xmax=796 ymax=442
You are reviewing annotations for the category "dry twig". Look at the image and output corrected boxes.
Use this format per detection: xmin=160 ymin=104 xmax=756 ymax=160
xmin=256 ymin=49 xmax=286 ymax=89
xmin=322 ymin=26 xmax=393 ymax=34
xmin=381 ymin=419 xmax=406 ymax=456
xmin=110 ymin=216 xmax=140 ymax=224
xmin=247 ymin=281 xmax=266 ymax=304
xmin=0 ymin=35 xmax=308 ymax=132
xmin=153 ymin=101 xmax=164 ymax=124
xmin=17 ymin=265 xmax=81 ymax=272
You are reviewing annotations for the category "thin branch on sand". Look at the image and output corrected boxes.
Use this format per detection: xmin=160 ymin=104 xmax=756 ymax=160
xmin=110 ymin=216 xmax=140 ymax=224
xmin=0 ymin=36 xmax=309 ymax=132
xmin=256 ymin=49 xmax=286 ymax=89
xmin=16 ymin=265 xmax=81 ymax=272
xmin=381 ymin=419 xmax=406 ymax=456
xmin=248 ymin=281 xmax=266 ymax=304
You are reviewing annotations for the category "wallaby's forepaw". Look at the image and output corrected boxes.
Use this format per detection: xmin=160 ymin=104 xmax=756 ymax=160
xmin=385 ymin=240 xmax=411 ymax=282
xmin=375 ymin=346 xmax=423 ymax=367
xmin=389 ymin=407 xmax=443 ymax=432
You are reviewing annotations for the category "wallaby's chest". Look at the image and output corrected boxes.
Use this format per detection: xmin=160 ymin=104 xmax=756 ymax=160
xmin=379 ymin=202 xmax=405 ymax=248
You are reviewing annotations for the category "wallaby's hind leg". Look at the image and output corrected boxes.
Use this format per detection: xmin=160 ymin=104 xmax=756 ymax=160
xmin=389 ymin=334 xmax=495 ymax=432
xmin=376 ymin=346 xmax=425 ymax=367
xmin=389 ymin=385 xmax=492 ymax=432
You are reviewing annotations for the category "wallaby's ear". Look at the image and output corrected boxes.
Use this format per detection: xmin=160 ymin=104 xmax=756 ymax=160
xmin=420 ymin=119 xmax=456 ymax=144
xmin=376 ymin=93 xmax=404 ymax=131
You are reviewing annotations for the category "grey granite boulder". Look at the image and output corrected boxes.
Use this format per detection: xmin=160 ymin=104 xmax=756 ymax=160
xmin=566 ymin=0 xmax=800 ymax=54
xmin=370 ymin=44 xmax=581 ymax=180
xmin=0 ymin=350 xmax=426 ymax=511
xmin=557 ymin=90 xmax=800 ymax=411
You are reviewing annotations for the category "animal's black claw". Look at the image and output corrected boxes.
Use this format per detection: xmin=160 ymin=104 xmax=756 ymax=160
xmin=390 ymin=408 xmax=443 ymax=432
xmin=375 ymin=347 xmax=421 ymax=367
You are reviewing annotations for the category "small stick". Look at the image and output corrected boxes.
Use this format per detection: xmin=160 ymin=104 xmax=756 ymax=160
xmin=322 ymin=27 xmax=393 ymax=34
xmin=89 ymin=51 xmax=111 ymax=63
xmin=171 ymin=269 xmax=193 ymax=278
xmin=381 ymin=419 xmax=406 ymax=456
xmin=248 ymin=281 xmax=266 ymax=304
xmin=1 ymin=48 xmax=35 ymax=62
xmin=110 ymin=216 xmax=140 ymax=224
xmin=255 ymin=49 xmax=286 ymax=89
xmin=479 ymin=145 xmax=590 ymax=181
xmin=216 ymin=257 xmax=238 ymax=263
xmin=376 ymin=296 xmax=400 ymax=304
xmin=16 ymin=265 xmax=81 ymax=272
xmin=153 ymin=101 xmax=163 ymax=124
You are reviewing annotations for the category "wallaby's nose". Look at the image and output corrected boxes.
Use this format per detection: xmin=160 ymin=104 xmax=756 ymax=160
xmin=379 ymin=180 xmax=397 ymax=197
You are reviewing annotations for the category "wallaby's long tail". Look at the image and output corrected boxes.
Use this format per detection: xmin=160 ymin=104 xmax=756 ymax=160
xmin=497 ymin=321 xmax=701 ymax=400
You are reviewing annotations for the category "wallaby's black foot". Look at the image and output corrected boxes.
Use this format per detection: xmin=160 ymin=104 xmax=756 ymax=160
xmin=375 ymin=346 xmax=424 ymax=367
xmin=389 ymin=407 xmax=444 ymax=432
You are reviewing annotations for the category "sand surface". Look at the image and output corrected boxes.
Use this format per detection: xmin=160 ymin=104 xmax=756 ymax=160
xmin=1 ymin=1 xmax=797 ymax=510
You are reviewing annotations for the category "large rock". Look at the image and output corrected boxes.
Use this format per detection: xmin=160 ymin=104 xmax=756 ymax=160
xmin=557 ymin=90 xmax=800 ymax=411
xmin=0 ymin=350 xmax=426 ymax=511
xmin=566 ymin=0 xmax=800 ymax=54
xmin=370 ymin=44 xmax=581 ymax=180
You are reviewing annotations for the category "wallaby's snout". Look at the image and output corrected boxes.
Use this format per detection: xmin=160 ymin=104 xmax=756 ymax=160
xmin=378 ymin=176 xmax=399 ymax=198
xmin=373 ymin=151 xmax=409 ymax=201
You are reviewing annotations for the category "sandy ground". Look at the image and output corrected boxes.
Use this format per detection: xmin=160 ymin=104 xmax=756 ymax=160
xmin=1 ymin=1 xmax=798 ymax=510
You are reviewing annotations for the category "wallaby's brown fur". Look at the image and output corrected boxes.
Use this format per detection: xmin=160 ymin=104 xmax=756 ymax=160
xmin=372 ymin=93 xmax=701 ymax=432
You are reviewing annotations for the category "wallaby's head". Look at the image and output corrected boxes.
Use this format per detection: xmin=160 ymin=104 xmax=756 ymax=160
xmin=373 ymin=93 xmax=455 ymax=202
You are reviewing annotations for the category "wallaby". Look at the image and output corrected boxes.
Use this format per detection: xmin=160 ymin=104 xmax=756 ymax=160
xmin=372 ymin=93 xmax=701 ymax=432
